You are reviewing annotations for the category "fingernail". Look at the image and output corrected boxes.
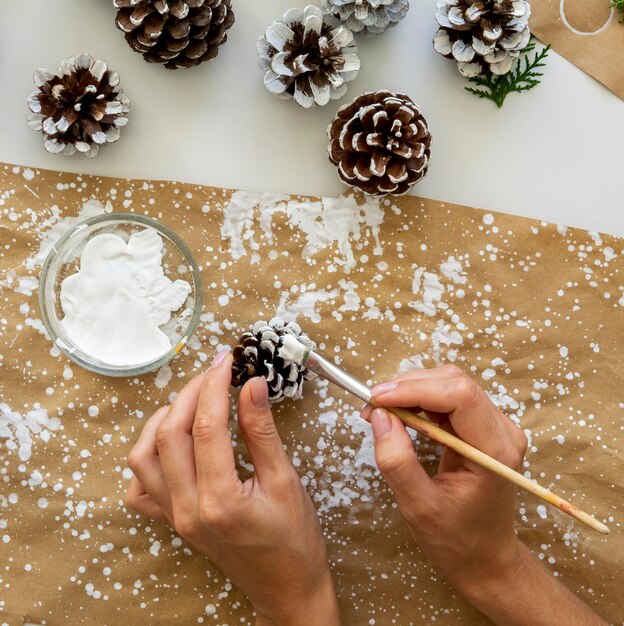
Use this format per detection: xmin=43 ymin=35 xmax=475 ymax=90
xmin=371 ymin=382 xmax=398 ymax=397
xmin=371 ymin=409 xmax=392 ymax=440
xmin=210 ymin=348 xmax=230 ymax=370
xmin=249 ymin=377 xmax=269 ymax=408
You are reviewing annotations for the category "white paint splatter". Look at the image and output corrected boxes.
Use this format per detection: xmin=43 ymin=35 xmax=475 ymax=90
xmin=149 ymin=540 xmax=161 ymax=557
xmin=220 ymin=191 xmax=384 ymax=271
xmin=277 ymin=286 xmax=339 ymax=323
xmin=0 ymin=403 xmax=62 ymax=462
xmin=154 ymin=364 xmax=173 ymax=389
xmin=409 ymin=269 xmax=444 ymax=317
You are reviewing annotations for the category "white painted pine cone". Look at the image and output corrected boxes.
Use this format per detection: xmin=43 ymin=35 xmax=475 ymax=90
xmin=27 ymin=53 xmax=130 ymax=158
xmin=433 ymin=0 xmax=531 ymax=77
xmin=322 ymin=0 xmax=409 ymax=36
xmin=257 ymin=5 xmax=360 ymax=108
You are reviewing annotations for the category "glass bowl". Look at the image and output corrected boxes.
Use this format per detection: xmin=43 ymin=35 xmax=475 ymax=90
xmin=39 ymin=213 xmax=203 ymax=377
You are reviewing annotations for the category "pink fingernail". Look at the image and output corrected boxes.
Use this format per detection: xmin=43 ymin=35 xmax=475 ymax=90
xmin=371 ymin=382 xmax=398 ymax=397
xmin=249 ymin=377 xmax=269 ymax=408
xmin=210 ymin=348 xmax=230 ymax=370
xmin=371 ymin=409 xmax=392 ymax=439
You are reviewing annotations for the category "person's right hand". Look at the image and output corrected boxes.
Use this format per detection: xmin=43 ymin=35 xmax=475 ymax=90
xmin=363 ymin=365 xmax=528 ymax=599
xmin=364 ymin=366 xmax=608 ymax=626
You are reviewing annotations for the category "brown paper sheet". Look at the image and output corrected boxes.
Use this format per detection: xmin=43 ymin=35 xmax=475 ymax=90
xmin=0 ymin=162 xmax=622 ymax=625
xmin=531 ymin=0 xmax=624 ymax=99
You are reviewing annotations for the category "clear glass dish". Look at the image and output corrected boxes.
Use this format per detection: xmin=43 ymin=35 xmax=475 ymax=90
xmin=39 ymin=213 xmax=202 ymax=377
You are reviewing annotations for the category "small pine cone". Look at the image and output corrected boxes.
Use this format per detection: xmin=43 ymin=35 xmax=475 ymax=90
xmin=433 ymin=0 xmax=531 ymax=78
xmin=231 ymin=318 xmax=316 ymax=403
xmin=114 ymin=0 xmax=235 ymax=70
xmin=257 ymin=5 xmax=360 ymax=108
xmin=321 ymin=0 xmax=409 ymax=36
xmin=327 ymin=90 xmax=432 ymax=196
xmin=27 ymin=53 xmax=130 ymax=159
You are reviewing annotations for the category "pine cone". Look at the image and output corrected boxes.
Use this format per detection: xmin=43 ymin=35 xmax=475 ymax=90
xmin=327 ymin=90 xmax=432 ymax=196
xmin=433 ymin=0 xmax=531 ymax=77
xmin=231 ymin=318 xmax=316 ymax=403
xmin=257 ymin=5 xmax=360 ymax=108
xmin=114 ymin=0 xmax=235 ymax=70
xmin=321 ymin=0 xmax=409 ymax=36
xmin=26 ymin=53 xmax=130 ymax=158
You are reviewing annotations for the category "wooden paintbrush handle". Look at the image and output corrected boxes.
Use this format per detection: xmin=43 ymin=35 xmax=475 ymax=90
xmin=371 ymin=402 xmax=609 ymax=535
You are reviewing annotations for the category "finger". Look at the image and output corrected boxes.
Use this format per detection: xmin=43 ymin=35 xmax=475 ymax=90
xmin=156 ymin=374 xmax=207 ymax=518
xmin=127 ymin=406 xmax=173 ymax=517
xmin=371 ymin=408 xmax=436 ymax=515
xmin=194 ymin=349 xmax=242 ymax=499
xmin=238 ymin=377 xmax=292 ymax=485
xmin=390 ymin=364 xmax=465 ymax=383
xmin=125 ymin=476 xmax=170 ymax=525
xmin=372 ymin=375 xmax=515 ymax=462
xmin=361 ymin=403 xmax=445 ymax=426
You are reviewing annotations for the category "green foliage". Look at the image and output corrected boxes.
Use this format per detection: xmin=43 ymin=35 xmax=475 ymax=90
xmin=611 ymin=0 xmax=624 ymax=22
xmin=464 ymin=43 xmax=551 ymax=108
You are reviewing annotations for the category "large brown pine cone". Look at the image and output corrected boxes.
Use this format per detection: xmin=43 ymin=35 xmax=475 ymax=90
xmin=114 ymin=0 xmax=235 ymax=70
xmin=27 ymin=53 xmax=130 ymax=158
xmin=231 ymin=318 xmax=316 ymax=403
xmin=327 ymin=90 xmax=432 ymax=196
xmin=433 ymin=0 xmax=531 ymax=77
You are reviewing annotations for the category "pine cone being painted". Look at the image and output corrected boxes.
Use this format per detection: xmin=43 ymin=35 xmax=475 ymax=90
xmin=231 ymin=318 xmax=316 ymax=403
xmin=328 ymin=90 xmax=432 ymax=196
xmin=321 ymin=0 xmax=409 ymax=36
xmin=27 ymin=53 xmax=130 ymax=158
xmin=433 ymin=0 xmax=531 ymax=77
xmin=114 ymin=0 xmax=235 ymax=70
xmin=257 ymin=5 xmax=360 ymax=108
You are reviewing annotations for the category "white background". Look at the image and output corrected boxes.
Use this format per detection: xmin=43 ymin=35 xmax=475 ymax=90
xmin=0 ymin=0 xmax=622 ymax=236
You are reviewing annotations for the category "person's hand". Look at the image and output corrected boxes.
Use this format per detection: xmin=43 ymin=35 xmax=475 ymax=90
xmin=125 ymin=350 xmax=340 ymax=626
xmin=364 ymin=366 xmax=608 ymax=626
xmin=363 ymin=365 xmax=528 ymax=599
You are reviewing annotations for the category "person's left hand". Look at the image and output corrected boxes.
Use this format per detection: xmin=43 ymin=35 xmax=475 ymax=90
xmin=125 ymin=349 xmax=340 ymax=626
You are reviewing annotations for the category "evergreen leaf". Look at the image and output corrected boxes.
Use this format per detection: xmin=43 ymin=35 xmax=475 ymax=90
xmin=464 ymin=42 xmax=551 ymax=108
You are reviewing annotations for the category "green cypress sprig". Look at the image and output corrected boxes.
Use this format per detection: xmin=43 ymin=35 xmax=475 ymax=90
xmin=464 ymin=42 xmax=551 ymax=108
xmin=610 ymin=0 xmax=624 ymax=22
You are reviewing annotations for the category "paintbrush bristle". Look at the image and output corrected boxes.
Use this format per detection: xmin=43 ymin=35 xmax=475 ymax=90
xmin=278 ymin=334 xmax=311 ymax=366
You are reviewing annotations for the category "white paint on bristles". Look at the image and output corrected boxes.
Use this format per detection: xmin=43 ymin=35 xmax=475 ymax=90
xmin=278 ymin=334 xmax=310 ymax=365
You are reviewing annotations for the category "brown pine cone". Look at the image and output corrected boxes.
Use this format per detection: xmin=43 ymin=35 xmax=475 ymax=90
xmin=433 ymin=0 xmax=531 ymax=77
xmin=327 ymin=90 xmax=432 ymax=196
xmin=27 ymin=53 xmax=130 ymax=158
xmin=114 ymin=0 xmax=235 ymax=70
xmin=231 ymin=318 xmax=316 ymax=403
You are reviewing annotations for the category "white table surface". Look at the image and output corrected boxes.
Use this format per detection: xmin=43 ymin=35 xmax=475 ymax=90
xmin=1 ymin=0 xmax=622 ymax=236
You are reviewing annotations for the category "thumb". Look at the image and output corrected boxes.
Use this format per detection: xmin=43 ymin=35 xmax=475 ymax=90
xmin=237 ymin=377 xmax=292 ymax=484
xmin=371 ymin=408 xmax=435 ymax=516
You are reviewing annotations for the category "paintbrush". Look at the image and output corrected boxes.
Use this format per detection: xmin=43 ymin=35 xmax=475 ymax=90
xmin=278 ymin=335 xmax=609 ymax=535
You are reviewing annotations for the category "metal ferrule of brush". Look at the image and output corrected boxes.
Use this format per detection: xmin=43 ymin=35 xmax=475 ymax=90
xmin=305 ymin=352 xmax=372 ymax=404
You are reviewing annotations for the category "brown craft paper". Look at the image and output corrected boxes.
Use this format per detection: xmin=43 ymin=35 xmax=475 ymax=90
xmin=0 ymin=162 xmax=622 ymax=626
xmin=531 ymin=0 xmax=624 ymax=100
